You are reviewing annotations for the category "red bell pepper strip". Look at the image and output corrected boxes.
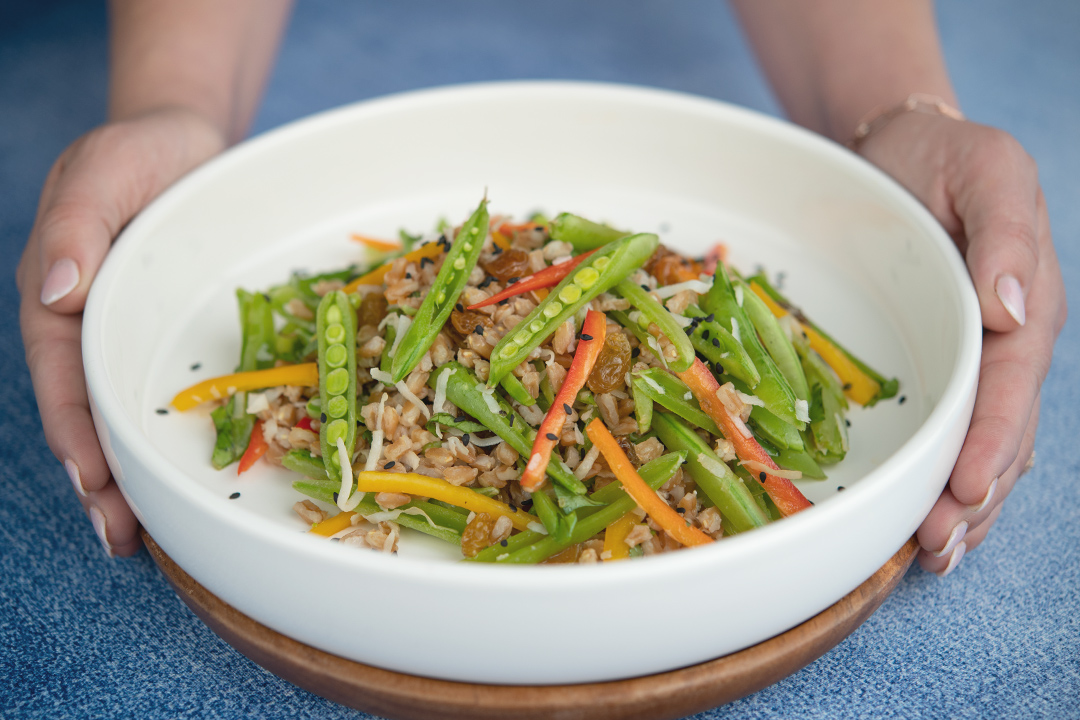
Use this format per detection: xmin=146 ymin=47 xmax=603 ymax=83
xmin=520 ymin=310 xmax=607 ymax=491
xmin=466 ymin=249 xmax=598 ymax=310
xmin=676 ymin=358 xmax=812 ymax=517
xmin=295 ymin=416 xmax=314 ymax=431
xmin=237 ymin=419 xmax=269 ymax=475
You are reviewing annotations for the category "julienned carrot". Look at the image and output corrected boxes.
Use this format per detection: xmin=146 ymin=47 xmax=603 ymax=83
xmin=310 ymin=511 xmax=356 ymax=537
xmin=172 ymin=363 xmax=319 ymax=411
xmin=603 ymin=513 xmax=636 ymax=561
xmin=350 ymin=233 xmax=402 ymax=252
xmin=585 ymin=418 xmax=713 ymax=548
xmin=676 ymin=359 xmax=812 ymax=517
xmin=343 ymin=242 xmax=445 ymax=293
xmin=354 ymin=472 xmax=538 ymax=531
xmin=466 ymin=249 xmax=598 ymax=310
xmin=237 ymin=420 xmax=268 ymax=475
xmin=748 ymin=282 xmax=880 ymax=406
xmin=520 ymin=310 xmax=607 ymax=491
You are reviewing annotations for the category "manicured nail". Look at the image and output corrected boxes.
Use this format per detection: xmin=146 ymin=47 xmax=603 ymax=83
xmin=971 ymin=477 xmax=997 ymax=514
xmin=936 ymin=540 xmax=966 ymax=577
xmin=995 ymin=274 xmax=1026 ymax=326
xmin=65 ymin=458 xmax=86 ymax=497
xmin=41 ymin=258 xmax=80 ymax=305
xmin=89 ymin=505 xmax=115 ymax=558
xmin=934 ymin=520 xmax=968 ymax=558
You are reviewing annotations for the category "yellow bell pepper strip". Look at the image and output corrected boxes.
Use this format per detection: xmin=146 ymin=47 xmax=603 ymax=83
xmin=310 ymin=510 xmax=356 ymax=537
xmin=520 ymin=309 xmax=607 ymax=492
xmin=350 ymin=233 xmax=401 ymax=252
xmin=342 ymin=241 xmax=445 ymax=293
xmin=171 ymin=363 xmax=319 ymax=411
xmin=489 ymin=229 xmax=513 ymax=251
xmin=603 ymin=513 xmax=636 ymax=561
xmin=353 ymin=472 xmax=538 ymax=531
xmin=676 ymin=359 xmax=812 ymax=518
xmin=748 ymin=281 xmax=884 ymax=406
xmin=585 ymin=418 xmax=713 ymax=548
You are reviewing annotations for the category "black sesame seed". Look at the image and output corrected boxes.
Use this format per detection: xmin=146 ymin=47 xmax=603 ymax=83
xmin=837 ymin=486 xmax=846 ymax=491
xmin=405 ymin=272 xmax=413 ymax=279
xmin=479 ymin=276 xmax=494 ymax=289
xmin=759 ymin=472 xmax=767 ymax=481
xmin=456 ymin=303 xmax=464 ymax=312
xmin=320 ymin=413 xmax=327 ymax=423
xmin=420 ymin=257 xmax=433 ymax=267
xmin=492 ymin=245 xmax=503 ymax=255
xmin=843 ymin=383 xmax=853 ymax=391
xmin=384 ymin=461 xmax=396 ymax=469
xmin=333 ymin=492 xmax=339 ymax=502
xmin=508 ymin=277 xmax=520 ymax=284
xmin=262 ymin=293 xmax=271 ymax=302
xmin=498 ymin=299 xmax=509 ymax=306
xmin=509 ymin=503 xmax=517 ymax=512
xmin=675 ymin=507 xmax=686 ymax=514
xmin=563 ymin=403 xmax=573 ymax=415
xmin=631 ymin=347 xmax=640 ymax=358
xmin=229 ymin=492 xmax=240 ymax=500
xmin=190 ymin=362 xmax=202 ymax=371
xmin=500 ymin=539 xmax=509 ymax=547
xmin=898 ymin=395 xmax=907 ymax=405
xmin=462 ymin=434 xmax=471 ymax=446
xmin=702 ymin=330 xmax=710 ymax=341
xmin=704 ymin=313 xmax=715 ymax=323
xmin=641 ymin=284 xmax=650 ymax=292
xmin=845 ymin=419 xmax=851 ymax=427
xmin=581 ymin=334 xmax=593 ymax=342
xmin=475 ymin=325 xmax=484 ymax=335
xmin=712 ymin=339 xmax=720 ymax=347
xmin=155 ymin=408 xmax=168 ymax=415
xmin=546 ymin=433 xmax=558 ymax=441
xmin=456 ymin=415 xmax=467 ymax=422
xmin=509 ymin=415 xmax=515 ymax=427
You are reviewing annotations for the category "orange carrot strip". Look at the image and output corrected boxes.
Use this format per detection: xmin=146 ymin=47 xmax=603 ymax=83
xmin=350 ymin=233 xmax=402 ymax=252
xmin=520 ymin=310 xmax=607 ymax=491
xmin=171 ymin=363 xmax=319 ymax=411
xmin=676 ymin=359 xmax=812 ymax=517
xmin=237 ymin=419 xmax=268 ymax=475
xmin=585 ymin=418 xmax=713 ymax=548
xmin=343 ymin=242 xmax=445 ymax=293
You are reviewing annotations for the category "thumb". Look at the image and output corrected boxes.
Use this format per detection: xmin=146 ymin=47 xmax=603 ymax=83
xmin=951 ymin=128 xmax=1040 ymax=332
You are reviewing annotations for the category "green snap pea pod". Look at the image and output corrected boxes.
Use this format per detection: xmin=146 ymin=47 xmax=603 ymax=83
xmin=316 ymin=291 xmax=358 ymax=486
xmin=701 ymin=265 xmax=802 ymax=429
xmin=614 ymin=280 xmax=696 ymax=372
xmin=608 ymin=310 xmax=667 ymax=364
xmin=737 ymin=280 xmax=809 ymax=401
xmin=651 ymin=412 xmax=769 ymax=534
xmin=718 ymin=373 xmax=804 ymax=451
xmin=683 ymin=305 xmax=760 ymax=388
xmin=631 ymin=377 xmax=653 ymax=434
xmin=548 ymin=212 xmax=629 ymax=252
xmin=531 ymin=488 xmax=563 ymax=538
xmin=379 ymin=320 xmax=397 ymax=374
xmin=801 ymin=355 xmax=849 ymax=463
xmin=729 ymin=467 xmax=783 ymax=522
xmin=427 ymin=363 xmax=587 ymax=495
xmin=488 ymin=233 xmax=659 ymax=385
xmin=775 ymin=447 xmax=826 ymax=480
xmin=472 ymin=452 xmax=686 ymax=564
xmin=631 ymin=369 xmax=721 ymax=436
xmin=391 ymin=198 xmax=490 ymax=382
xmin=501 ymin=371 xmax=537 ymax=407
xmin=748 ymin=273 xmax=899 ymax=403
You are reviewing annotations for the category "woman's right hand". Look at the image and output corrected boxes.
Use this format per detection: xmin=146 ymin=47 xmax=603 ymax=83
xmin=17 ymin=107 xmax=225 ymax=557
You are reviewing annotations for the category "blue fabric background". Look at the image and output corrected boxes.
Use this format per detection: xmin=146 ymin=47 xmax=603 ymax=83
xmin=1 ymin=2 xmax=1077 ymax=718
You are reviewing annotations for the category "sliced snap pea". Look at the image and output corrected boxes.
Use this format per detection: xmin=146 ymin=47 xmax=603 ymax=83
xmin=427 ymin=363 xmax=587 ymax=495
xmin=631 ymin=377 xmax=653 ymax=434
xmin=614 ymin=280 xmax=695 ymax=372
xmin=548 ymin=212 xmax=629 ymax=252
xmin=471 ymin=452 xmax=686 ymax=564
xmin=316 ymin=291 xmax=358 ymax=485
xmin=500 ymin=371 xmax=536 ymax=407
xmin=775 ymin=446 xmax=827 ymax=480
xmin=488 ymin=233 xmax=659 ymax=386
xmin=738 ymin=279 xmax=809 ymax=401
xmin=651 ymin=412 xmax=769 ymax=534
xmin=683 ymin=305 xmax=760 ymax=389
xmin=632 ymin=369 xmax=721 ymax=437
xmin=719 ymin=373 xmax=804 ymax=451
xmin=379 ymin=320 xmax=397 ymax=374
xmin=701 ymin=265 xmax=802 ymax=429
xmin=390 ymin=198 xmax=489 ymax=382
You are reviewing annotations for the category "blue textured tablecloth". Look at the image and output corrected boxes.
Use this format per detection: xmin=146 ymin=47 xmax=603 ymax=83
xmin=2 ymin=2 xmax=1077 ymax=718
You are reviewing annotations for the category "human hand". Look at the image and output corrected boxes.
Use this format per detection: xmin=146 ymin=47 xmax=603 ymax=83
xmin=18 ymin=108 xmax=225 ymax=557
xmin=858 ymin=112 xmax=1066 ymax=576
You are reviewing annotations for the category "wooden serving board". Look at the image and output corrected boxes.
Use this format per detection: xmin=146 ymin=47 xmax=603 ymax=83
xmin=144 ymin=531 xmax=918 ymax=720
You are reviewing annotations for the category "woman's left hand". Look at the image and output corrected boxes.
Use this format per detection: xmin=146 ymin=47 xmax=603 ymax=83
xmin=859 ymin=111 xmax=1066 ymax=575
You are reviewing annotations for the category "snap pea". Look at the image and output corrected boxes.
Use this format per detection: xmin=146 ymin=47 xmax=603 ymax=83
xmin=801 ymin=351 xmax=849 ymax=463
xmin=379 ymin=321 xmax=397 ymax=374
xmin=501 ymin=371 xmax=536 ymax=407
xmin=701 ymin=264 xmax=802 ymax=428
xmin=472 ymin=452 xmax=686 ymax=564
xmin=316 ymin=291 xmax=358 ymax=485
xmin=531 ymin=488 xmax=570 ymax=541
xmin=390 ymin=198 xmax=489 ymax=382
xmin=488 ymin=233 xmax=659 ymax=386
xmin=631 ymin=376 xmax=653 ymax=434
xmin=615 ymin=280 xmax=696 ymax=372
xmin=683 ymin=305 xmax=760 ymax=389
xmin=651 ymin=412 xmax=769 ymax=534
xmin=631 ymin=369 xmax=721 ymax=436
xmin=719 ymin=373 xmax=804 ymax=451
xmin=738 ymin=280 xmax=809 ymax=401
xmin=608 ymin=310 xmax=667 ymax=364
xmin=427 ymin=363 xmax=587 ymax=495
xmin=775 ymin=446 xmax=827 ymax=480
xmin=548 ymin=212 xmax=629 ymax=252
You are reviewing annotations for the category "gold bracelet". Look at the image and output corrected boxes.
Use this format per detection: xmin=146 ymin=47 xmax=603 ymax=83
xmin=849 ymin=93 xmax=965 ymax=151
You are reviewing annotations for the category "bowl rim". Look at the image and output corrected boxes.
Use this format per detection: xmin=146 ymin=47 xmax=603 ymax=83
xmin=83 ymin=79 xmax=983 ymax=589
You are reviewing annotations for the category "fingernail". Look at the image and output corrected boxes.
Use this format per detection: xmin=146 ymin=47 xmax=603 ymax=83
xmin=995 ymin=274 xmax=1026 ymax=326
xmin=934 ymin=520 xmax=968 ymax=558
xmin=65 ymin=458 xmax=86 ymax=497
xmin=971 ymin=477 xmax=998 ymax=514
xmin=936 ymin=540 xmax=967 ymax=577
xmin=89 ymin=505 xmax=115 ymax=559
xmin=41 ymin=258 xmax=80 ymax=306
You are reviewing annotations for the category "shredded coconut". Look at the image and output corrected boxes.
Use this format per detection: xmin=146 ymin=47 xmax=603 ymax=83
xmin=795 ymin=399 xmax=810 ymax=423
xmin=741 ymin=459 xmax=802 ymax=480
xmin=734 ymin=284 xmax=744 ymax=307
xmin=364 ymin=393 xmax=388 ymax=472
xmin=653 ymin=279 xmax=713 ymax=298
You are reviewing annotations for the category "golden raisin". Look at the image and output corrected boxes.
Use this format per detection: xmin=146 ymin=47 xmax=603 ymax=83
xmin=645 ymin=246 xmax=702 ymax=286
xmin=450 ymin=308 xmax=494 ymax=336
xmin=587 ymin=332 xmax=632 ymax=394
xmin=461 ymin=512 xmax=499 ymax=558
xmin=357 ymin=293 xmax=388 ymax=329
xmin=543 ymin=544 xmax=582 ymax=564
xmin=481 ymin=247 xmax=532 ymax=283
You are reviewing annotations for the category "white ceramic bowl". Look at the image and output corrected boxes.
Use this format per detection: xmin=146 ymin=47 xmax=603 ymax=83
xmin=84 ymin=81 xmax=981 ymax=684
